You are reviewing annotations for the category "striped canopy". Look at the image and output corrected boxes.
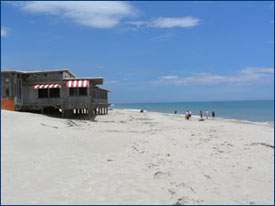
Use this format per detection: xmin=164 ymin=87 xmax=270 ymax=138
xmin=66 ymin=80 xmax=90 ymax=88
xmin=33 ymin=83 xmax=61 ymax=89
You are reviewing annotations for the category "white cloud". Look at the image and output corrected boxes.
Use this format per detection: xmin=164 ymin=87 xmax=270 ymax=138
xmin=13 ymin=2 xmax=200 ymax=29
xmin=15 ymin=1 xmax=136 ymax=28
xmin=128 ymin=16 xmax=200 ymax=28
xmin=1 ymin=26 xmax=8 ymax=37
xmin=151 ymin=17 xmax=200 ymax=28
xmin=240 ymin=67 xmax=274 ymax=75
xmin=159 ymin=67 xmax=274 ymax=86
xmin=161 ymin=75 xmax=179 ymax=80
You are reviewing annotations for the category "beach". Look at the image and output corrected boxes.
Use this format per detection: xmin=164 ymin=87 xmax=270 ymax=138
xmin=1 ymin=109 xmax=274 ymax=204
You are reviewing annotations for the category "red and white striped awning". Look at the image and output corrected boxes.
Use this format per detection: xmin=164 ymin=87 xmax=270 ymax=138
xmin=33 ymin=83 xmax=62 ymax=89
xmin=66 ymin=80 xmax=90 ymax=88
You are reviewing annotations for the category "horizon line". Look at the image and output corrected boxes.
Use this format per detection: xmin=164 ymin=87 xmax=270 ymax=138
xmin=112 ymin=99 xmax=274 ymax=105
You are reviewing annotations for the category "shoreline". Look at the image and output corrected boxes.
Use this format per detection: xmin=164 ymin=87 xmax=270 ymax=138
xmin=113 ymin=108 xmax=274 ymax=127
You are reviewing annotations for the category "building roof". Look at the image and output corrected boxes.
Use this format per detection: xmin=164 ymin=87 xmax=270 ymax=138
xmin=1 ymin=69 xmax=106 ymax=85
xmin=1 ymin=70 xmax=21 ymax=73
xmin=1 ymin=68 xmax=76 ymax=77
xmin=95 ymin=86 xmax=111 ymax=92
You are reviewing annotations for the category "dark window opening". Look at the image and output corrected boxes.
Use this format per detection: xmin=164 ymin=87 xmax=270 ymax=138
xmin=49 ymin=88 xmax=60 ymax=98
xmin=95 ymin=90 xmax=99 ymax=98
xmin=69 ymin=88 xmax=78 ymax=96
xmin=103 ymin=91 xmax=107 ymax=99
xmin=16 ymin=79 xmax=22 ymax=99
xmin=38 ymin=89 xmax=48 ymax=98
xmin=79 ymin=88 xmax=87 ymax=96
xmin=91 ymin=89 xmax=96 ymax=98
xmin=5 ymin=88 xmax=9 ymax=97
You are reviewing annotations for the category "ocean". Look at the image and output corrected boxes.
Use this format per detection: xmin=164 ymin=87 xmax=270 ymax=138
xmin=113 ymin=100 xmax=274 ymax=123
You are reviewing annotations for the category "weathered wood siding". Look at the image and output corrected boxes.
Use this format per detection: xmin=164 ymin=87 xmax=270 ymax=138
xmin=1 ymin=70 xmax=109 ymax=116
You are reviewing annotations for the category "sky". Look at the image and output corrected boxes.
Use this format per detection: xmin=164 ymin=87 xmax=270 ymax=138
xmin=1 ymin=1 xmax=274 ymax=103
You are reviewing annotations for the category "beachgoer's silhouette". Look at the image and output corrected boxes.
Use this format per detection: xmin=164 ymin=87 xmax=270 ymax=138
xmin=185 ymin=111 xmax=189 ymax=120
xmin=205 ymin=111 xmax=209 ymax=119
xmin=212 ymin=111 xmax=215 ymax=119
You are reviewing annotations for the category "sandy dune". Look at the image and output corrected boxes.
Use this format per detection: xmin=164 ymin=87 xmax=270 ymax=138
xmin=1 ymin=109 xmax=274 ymax=204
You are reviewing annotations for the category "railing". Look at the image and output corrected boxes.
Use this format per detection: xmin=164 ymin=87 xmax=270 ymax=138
xmin=93 ymin=98 xmax=108 ymax=104
xmin=18 ymin=95 xmax=108 ymax=110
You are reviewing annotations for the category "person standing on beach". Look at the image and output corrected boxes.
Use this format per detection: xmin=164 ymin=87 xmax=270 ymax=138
xmin=189 ymin=111 xmax=192 ymax=119
xmin=185 ymin=111 xmax=189 ymax=120
xmin=212 ymin=111 xmax=215 ymax=119
xmin=200 ymin=111 xmax=203 ymax=119
xmin=205 ymin=111 xmax=209 ymax=119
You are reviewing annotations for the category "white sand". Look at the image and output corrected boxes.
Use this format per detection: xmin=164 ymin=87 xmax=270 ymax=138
xmin=1 ymin=109 xmax=274 ymax=204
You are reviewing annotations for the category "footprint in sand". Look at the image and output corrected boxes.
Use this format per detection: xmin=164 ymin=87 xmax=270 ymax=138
xmin=204 ymin=174 xmax=211 ymax=179
xmin=168 ymin=188 xmax=176 ymax=197
xmin=146 ymin=163 xmax=159 ymax=169
xmin=131 ymin=145 xmax=146 ymax=154
xmin=66 ymin=120 xmax=80 ymax=127
xmin=40 ymin=123 xmax=58 ymax=129
xmin=175 ymin=196 xmax=203 ymax=205
xmin=153 ymin=171 xmax=171 ymax=179
xmin=175 ymin=182 xmax=196 ymax=193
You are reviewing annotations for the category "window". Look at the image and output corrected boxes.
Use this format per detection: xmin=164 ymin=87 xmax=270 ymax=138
xmin=69 ymin=88 xmax=88 ymax=96
xmin=91 ymin=89 xmax=96 ymax=98
xmin=38 ymin=88 xmax=60 ymax=98
xmin=5 ymin=88 xmax=9 ymax=97
xmin=69 ymin=88 xmax=78 ymax=96
xmin=38 ymin=89 xmax=48 ymax=98
xmin=5 ymin=80 xmax=12 ymax=97
xmin=17 ymin=79 xmax=22 ymax=99
xmin=79 ymin=88 xmax=87 ymax=96
xmin=49 ymin=88 xmax=60 ymax=98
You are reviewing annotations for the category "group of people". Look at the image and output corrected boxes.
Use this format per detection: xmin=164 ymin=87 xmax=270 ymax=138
xmin=200 ymin=110 xmax=215 ymax=120
xmin=173 ymin=110 xmax=216 ymax=120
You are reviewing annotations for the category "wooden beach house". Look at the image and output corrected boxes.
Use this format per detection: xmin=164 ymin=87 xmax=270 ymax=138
xmin=1 ymin=69 xmax=109 ymax=119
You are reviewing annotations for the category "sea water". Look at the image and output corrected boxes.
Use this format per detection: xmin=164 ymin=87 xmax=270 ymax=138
xmin=113 ymin=100 xmax=274 ymax=123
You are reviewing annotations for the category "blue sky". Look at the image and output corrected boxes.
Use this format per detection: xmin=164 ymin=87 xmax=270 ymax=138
xmin=1 ymin=1 xmax=274 ymax=103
